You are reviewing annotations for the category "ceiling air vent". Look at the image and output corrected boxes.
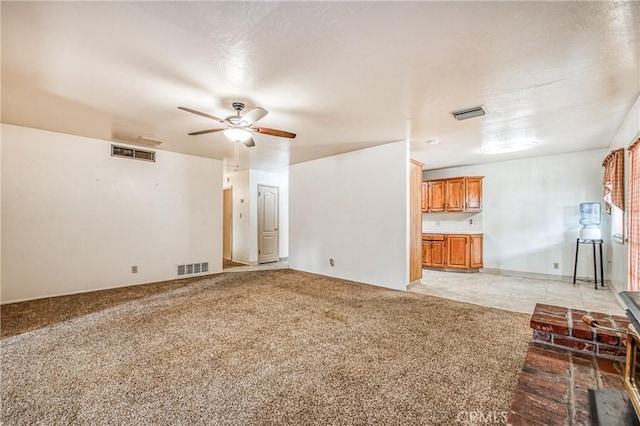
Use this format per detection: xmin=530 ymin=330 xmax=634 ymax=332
xmin=111 ymin=144 xmax=156 ymax=162
xmin=451 ymin=105 xmax=486 ymax=121
xmin=136 ymin=136 xmax=164 ymax=147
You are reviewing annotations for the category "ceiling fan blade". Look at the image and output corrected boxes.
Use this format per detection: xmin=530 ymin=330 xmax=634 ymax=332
xmin=255 ymin=127 xmax=296 ymax=139
xmin=243 ymin=136 xmax=256 ymax=147
xmin=241 ymin=107 xmax=268 ymax=125
xmin=178 ymin=106 xmax=224 ymax=122
xmin=188 ymin=128 xmax=225 ymax=136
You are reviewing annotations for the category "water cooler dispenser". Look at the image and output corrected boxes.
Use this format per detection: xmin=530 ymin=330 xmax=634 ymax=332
xmin=579 ymin=202 xmax=602 ymax=240
xmin=573 ymin=202 xmax=604 ymax=289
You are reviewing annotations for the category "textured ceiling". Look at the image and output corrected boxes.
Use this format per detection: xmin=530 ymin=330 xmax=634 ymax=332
xmin=2 ymin=1 xmax=639 ymax=172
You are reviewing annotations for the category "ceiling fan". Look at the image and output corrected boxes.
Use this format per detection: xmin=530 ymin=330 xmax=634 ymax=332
xmin=178 ymin=102 xmax=296 ymax=147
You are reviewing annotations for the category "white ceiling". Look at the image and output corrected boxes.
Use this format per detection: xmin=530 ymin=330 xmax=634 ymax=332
xmin=2 ymin=1 xmax=639 ymax=172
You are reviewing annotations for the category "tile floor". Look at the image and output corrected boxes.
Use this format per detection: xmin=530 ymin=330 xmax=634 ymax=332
xmin=223 ymin=260 xmax=290 ymax=273
xmin=409 ymin=269 xmax=625 ymax=316
xmin=225 ymin=262 xmax=624 ymax=316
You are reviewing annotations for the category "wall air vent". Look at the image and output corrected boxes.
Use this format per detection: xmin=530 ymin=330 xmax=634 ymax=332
xmin=451 ymin=105 xmax=486 ymax=121
xmin=111 ymin=144 xmax=156 ymax=162
xmin=176 ymin=262 xmax=209 ymax=277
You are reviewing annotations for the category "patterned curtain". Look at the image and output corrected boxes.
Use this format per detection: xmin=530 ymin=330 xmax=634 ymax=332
xmin=602 ymin=148 xmax=625 ymax=214
xmin=629 ymin=139 xmax=640 ymax=291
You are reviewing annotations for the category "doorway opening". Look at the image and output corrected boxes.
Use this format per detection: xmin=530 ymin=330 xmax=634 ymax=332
xmin=223 ymin=187 xmax=243 ymax=269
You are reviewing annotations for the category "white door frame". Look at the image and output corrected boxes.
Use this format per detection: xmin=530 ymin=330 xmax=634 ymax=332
xmin=223 ymin=187 xmax=233 ymax=260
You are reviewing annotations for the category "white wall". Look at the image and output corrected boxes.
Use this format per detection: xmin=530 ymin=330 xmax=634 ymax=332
xmin=424 ymin=149 xmax=609 ymax=279
xmin=1 ymin=124 xmax=223 ymax=303
xmin=422 ymin=212 xmax=483 ymax=234
xmin=289 ymin=141 xmax=409 ymax=290
xmin=608 ymin=94 xmax=640 ymax=292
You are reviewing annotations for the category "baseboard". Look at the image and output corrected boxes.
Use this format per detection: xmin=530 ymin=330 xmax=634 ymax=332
xmin=608 ymin=279 xmax=627 ymax=307
xmin=1 ymin=272 xmax=221 ymax=305
xmin=480 ymin=267 xmax=612 ymax=285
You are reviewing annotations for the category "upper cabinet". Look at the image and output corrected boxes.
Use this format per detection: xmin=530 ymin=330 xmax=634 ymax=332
xmin=422 ymin=176 xmax=483 ymax=213
xmin=428 ymin=180 xmax=446 ymax=212
xmin=421 ymin=182 xmax=429 ymax=212
xmin=444 ymin=178 xmax=464 ymax=212
xmin=464 ymin=177 xmax=483 ymax=212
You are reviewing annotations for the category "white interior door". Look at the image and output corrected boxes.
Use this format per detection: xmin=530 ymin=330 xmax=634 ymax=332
xmin=258 ymin=184 xmax=279 ymax=264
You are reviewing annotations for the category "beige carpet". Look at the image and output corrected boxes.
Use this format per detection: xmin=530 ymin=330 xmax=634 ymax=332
xmin=1 ymin=269 xmax=530 ymax=425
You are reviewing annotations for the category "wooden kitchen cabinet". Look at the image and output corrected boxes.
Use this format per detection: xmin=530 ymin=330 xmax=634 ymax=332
xmin=445 ymin=178 xmax=465 ymax=212
xmin=446 ymin=234 xmax=469 ymax=269
xmin=431 ymin=239 xmax=446 ymax=268
xmin=470 ymin=234 xmax=483 ymax=269
xmin=428 ymin=180 xmax=446 ymax=212
xmin=421 ymin=182 xmax=429 ymax=212
xmin=422 ymin=234 xmax=446 ymax=268
xmin=422 ymin=233 xmax=482 ymax=270
xmin=422 ymin=176 xmax=483 ymax=213
xmin=465 ymin=177 xmax=483 ymax=212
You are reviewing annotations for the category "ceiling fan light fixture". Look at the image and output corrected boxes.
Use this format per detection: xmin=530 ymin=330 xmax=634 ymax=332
xmin=224 ymin=128 xmax=252 ymax=142
xmin=480 ymin=140 xmax=538 ymax=154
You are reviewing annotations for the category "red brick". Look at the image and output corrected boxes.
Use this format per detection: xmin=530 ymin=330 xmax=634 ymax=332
xmin=531 ymin=313 xmax=569 ymax=335
xmin=510 ymin=392 xmax=568 ymax=425
xmin=574 ymin=409 xmax=591 ymax=425
xmin=596 ymin=357 xmax=623 ymax=375
xmin=535 ymin=304 xmax=570 ymax=317
xmin=525 ymin=348 xmax=571 ymax=378
xmin=573 ymin=369 xmax=598 ymax=389
xmin=612 ymin=316 xmax=630 ymax=329
xmin=506 ymin=411 xmax=546 ymax=426
xmin=599 ymin=371 xmax=625 ymax=390
xmin=571 ymin=351 xmax=595 ymax=365
xmin=513 ymin=390 xmax=568 ymax=418
xmin=597 ymin=344 xmax=627 ymax=358
xmin=533 ymin=330 xmax=552 ymax=343
xmin=592 ymin=318 xmax=615 ymax=329
xmin=589 ymin=311 xmax=612 ymax=321
xmin=571 ymin=323 xmax=595 ymax=340
xmin=552 ymin=336 xmax=595 ymax=353
xmin=596 ymin=329 xmax=621 ymax=346
xmin=517 ymin=371 xmax=569 ymax=403
xmin=530 ymin=341 xmax=571 ymax=357
xmin=573 ymin=389 xmax=591 ymax=413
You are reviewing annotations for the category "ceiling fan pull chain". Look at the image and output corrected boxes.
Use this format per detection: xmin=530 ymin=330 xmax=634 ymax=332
xmin=234 ymin=141 xmax=240 ymax=171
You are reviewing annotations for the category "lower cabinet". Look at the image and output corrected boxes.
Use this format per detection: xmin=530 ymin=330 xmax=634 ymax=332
xmin=422 ymin=234 xmax=446 ymax=268
xmin=470 ymin=234 xmax=483 ymax=269
xmin=422 ymin=233 xmax=483 ymax=270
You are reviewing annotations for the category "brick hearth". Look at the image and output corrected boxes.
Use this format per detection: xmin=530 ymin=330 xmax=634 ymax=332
xmin=530 ymin=303 xmax=629 ymax=359
xmin=506 ymin=304 xmax=630 ymax=425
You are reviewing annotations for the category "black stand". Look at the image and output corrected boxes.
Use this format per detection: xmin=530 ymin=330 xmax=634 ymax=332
xmin=573 ymin=238 xmax=604 ymax=290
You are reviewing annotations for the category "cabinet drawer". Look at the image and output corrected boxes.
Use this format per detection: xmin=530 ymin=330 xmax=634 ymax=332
xmin=422 ymin=234 xmax=445 ymax=241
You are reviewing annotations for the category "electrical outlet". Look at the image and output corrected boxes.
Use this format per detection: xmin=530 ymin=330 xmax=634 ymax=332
xmin=329 ymin=258 xmax=335 ymax=267
xmin=553 ymin=263 xmax=559 ymax=270
xmin=131 ymin=265 xmax=138 ymax=273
